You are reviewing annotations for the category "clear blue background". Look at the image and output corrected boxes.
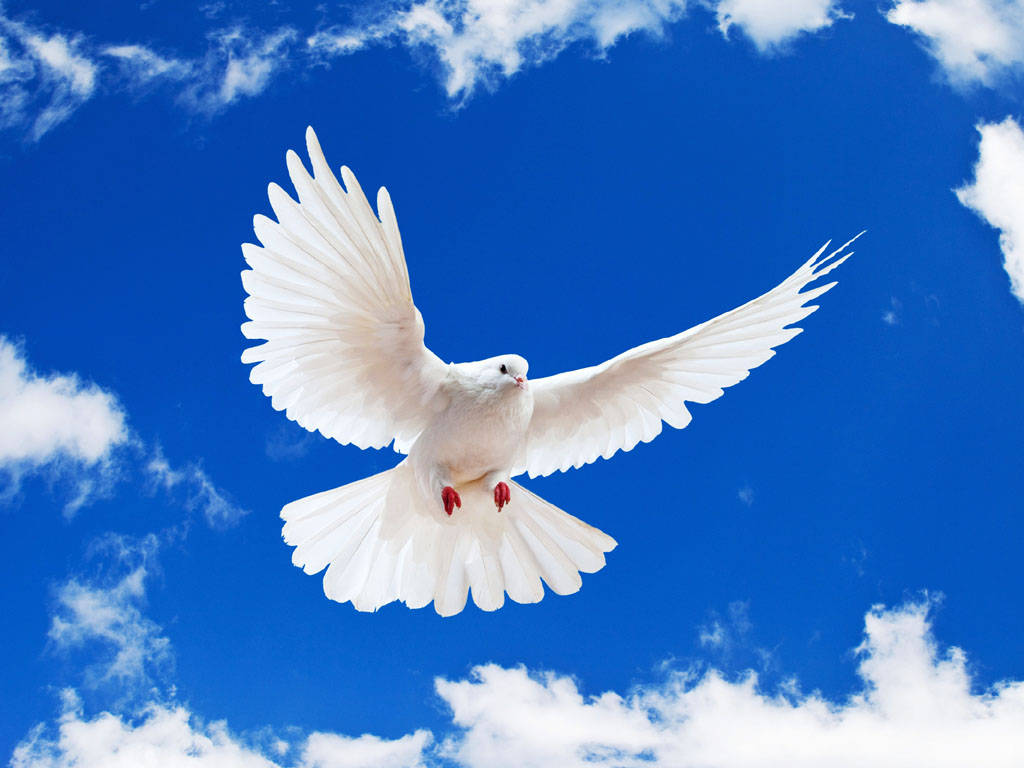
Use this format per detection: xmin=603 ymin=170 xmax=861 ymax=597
xmin=2 ymin=0 xmax=1023 ymax=756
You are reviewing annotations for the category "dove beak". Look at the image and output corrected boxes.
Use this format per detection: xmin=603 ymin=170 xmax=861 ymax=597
xmin=515 ymin=376 xmax=527 ymax=390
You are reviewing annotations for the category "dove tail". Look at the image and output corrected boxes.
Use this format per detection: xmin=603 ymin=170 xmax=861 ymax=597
xmin=280 ymin=463 xmax=616 ymax=616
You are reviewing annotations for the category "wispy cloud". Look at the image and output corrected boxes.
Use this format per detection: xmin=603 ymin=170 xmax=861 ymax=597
xmin=695 ymin=599 xmax=778 ymax=673
xmin=102 ymin=26 xmax=300 ymax=112
xmin=182 ymin=26 xmax=298 ymax=112
xmin=0 ymin=14 xmax=98 ymax=140
xmin=1 ymin=1 xmax=854 ymax=141
xmin=306 ymin=25 xmax=382 ymax=59
xmin=103 ymin=43 xmax=190 ymax=82
xmin=102 ymin=25 xmax=299 ymax=114
xmin=955 ymin=117 xmax=1024 ymax=304
xmin=0 ymin=6 xmax=299 ymax=139
xmin=710 ymin=0 xmax=851 ymax=52
xmin=698 ymin=599 xmax=752 ymax=650
xmin=886 ymin=0 xmax=1024 ymax=87
xmin=15 ymin=597 xmax=1024 ymax=767
xmin=48 ymin=533 xmax=171 ymax=694
xmin=147 ymin=446 xmax=249 ymax=530
xmin=882 ymin=296 xmax=902 ymax=325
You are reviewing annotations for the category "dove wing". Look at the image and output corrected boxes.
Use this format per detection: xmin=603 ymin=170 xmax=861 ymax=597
xmin=516 ymin=236 xmax=859 ymax=479
xmin=241 ymin=127 xmax=448 ymax=452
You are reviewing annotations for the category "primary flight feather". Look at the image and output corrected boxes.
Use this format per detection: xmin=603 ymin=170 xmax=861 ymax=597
xmin=241 ymin=127 xmax=858 ymax=616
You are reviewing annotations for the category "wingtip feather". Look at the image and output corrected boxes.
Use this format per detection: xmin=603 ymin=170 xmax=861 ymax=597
xmin=305 ymin=127 xmax=326 ymax=168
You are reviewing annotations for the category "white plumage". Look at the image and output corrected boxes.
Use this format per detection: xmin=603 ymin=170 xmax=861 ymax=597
xmin=242 ymin=127 xmax=858 ymax=616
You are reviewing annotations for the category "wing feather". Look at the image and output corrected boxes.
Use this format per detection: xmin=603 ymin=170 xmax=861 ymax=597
xmin=517 ymin=235 xmax=861 ymax=478
xmin=242 ymin=127 xmax=448 ymax=451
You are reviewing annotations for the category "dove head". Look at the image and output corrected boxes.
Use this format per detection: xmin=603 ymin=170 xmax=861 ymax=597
xmin=473 ymin=354 xmax=529 ymax=391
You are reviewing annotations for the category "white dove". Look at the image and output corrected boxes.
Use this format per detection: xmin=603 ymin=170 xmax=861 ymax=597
xmin=241 ymin=127 xmax=858 ymax=617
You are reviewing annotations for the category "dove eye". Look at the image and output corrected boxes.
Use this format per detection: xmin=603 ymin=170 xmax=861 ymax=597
xmin=500 ymin=364 xmax=508 ymax=374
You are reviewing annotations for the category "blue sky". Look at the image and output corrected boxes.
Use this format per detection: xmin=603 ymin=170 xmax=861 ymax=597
xmin=2 ymin=0 xmax=1024 ymax=765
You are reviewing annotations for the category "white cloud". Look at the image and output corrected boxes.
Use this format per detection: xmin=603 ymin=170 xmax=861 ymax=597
xmin=15 ymin=597 xmax=1024 ymax=767
xmin=396 ymin=0 xmax=688 ymax=100
xmin=390 ymin=0 xmax=854 ymax=97
xmin=712 ymin=0 xmax=850 ymax=51
xmin=0 ymin=337 xmax=127 ymax=467
xmin=0 ymin=337 xmax=128 ymax=512
xmin=22 ymin=32 xmax=96 ymax=94
xmin=955 ymin=117 xmax=1024 ymax=304
xmin=48 ymin=534 xmax=171 ymax=691
xmin=886 ymin=0 xmax=1024 ymax=86
xmin=436 ymin=600 xmax=1024 ymax=767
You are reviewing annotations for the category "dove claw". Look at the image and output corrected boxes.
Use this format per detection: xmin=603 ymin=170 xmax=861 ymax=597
xmin=494 ymin=481 xmax=511 ymax=511
xmin=441 ymin=486 xmax=461 ymax=516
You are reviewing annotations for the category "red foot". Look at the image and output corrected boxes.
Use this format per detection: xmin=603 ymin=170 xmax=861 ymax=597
xmin=494 ymin=481 xmax=511 ymax=511
xmin=441 ymin=486 xmax=461 ymax=516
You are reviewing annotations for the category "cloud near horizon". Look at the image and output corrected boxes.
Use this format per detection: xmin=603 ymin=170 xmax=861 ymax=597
xmin=436 ymin=599 xmax=1024 ymax=767
xmin=14 ymin=590 xmax=1024 ymax=767
xmin=17 ymin=534 xmax=432 ymax=768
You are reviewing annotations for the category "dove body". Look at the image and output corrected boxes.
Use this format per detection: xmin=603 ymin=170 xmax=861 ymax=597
xmin=411 ymin=355 xmax=533 ymax=505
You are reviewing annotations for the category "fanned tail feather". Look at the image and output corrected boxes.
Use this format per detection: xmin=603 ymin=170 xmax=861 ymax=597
xmin=281 ymin=463 xmax=616 ymax=617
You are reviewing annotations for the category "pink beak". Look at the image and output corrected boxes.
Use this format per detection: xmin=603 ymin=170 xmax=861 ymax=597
xmin=515 ymin=376 xmax=527 ymax=390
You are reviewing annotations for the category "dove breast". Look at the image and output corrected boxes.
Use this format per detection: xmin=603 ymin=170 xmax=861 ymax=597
xmin=410 ymin=368 xmax=535 ymax=488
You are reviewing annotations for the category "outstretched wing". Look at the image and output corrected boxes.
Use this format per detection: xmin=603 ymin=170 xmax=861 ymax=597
xmin=516 ymin=236 xmax=860 ymax=478
xmin=241 ymin=127 xmax=448 ymax=451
